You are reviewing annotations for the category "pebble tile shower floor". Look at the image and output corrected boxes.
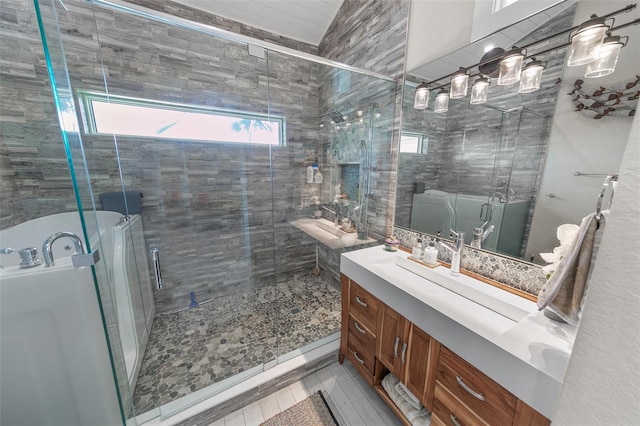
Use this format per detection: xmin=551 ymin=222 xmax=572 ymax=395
xmin=132 ymin=275 xmax=341 ymax=413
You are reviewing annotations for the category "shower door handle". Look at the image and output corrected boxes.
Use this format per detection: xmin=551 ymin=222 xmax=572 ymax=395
xmin=150 ymin=247 xmax=163 ymax=290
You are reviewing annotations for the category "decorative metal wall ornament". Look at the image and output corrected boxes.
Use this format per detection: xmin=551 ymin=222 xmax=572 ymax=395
xmin=570 ymin=75 xmax=639 ymax=119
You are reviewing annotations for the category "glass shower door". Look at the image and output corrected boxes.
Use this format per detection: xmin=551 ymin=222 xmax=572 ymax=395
xmin=31 ymin=0 xmax=138 ymax=423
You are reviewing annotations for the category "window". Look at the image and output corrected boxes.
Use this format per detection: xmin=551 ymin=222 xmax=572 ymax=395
xmin=79 ymin=92 xmax=285 ymax=146
xmin=493 ymin=0 xmax=520 ymax=13
xmin=400 ymin=132 xmax=428 ymax=154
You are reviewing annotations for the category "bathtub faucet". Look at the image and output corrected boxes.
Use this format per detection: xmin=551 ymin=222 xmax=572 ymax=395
xmin=42 ymin=232 xmax=84 ymax=267
xmin=471 ymin=222 xmax=495 ymax=249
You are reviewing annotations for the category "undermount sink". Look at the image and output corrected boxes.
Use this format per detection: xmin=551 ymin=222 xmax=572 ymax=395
xmin=395 ymin=256 xmax=532 ymax=323
xmin=315 ymin=218 xmax=353 ymax=238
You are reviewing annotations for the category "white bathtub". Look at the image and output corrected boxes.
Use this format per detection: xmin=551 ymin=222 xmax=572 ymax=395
xmin=0 ymin=210 xmax=152 ymax=425
xmin=410 ymin=191 xmax=531 ymax=257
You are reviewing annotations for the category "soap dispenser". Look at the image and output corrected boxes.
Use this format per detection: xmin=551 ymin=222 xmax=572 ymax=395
xmin=412 ymin=238 xmax=423 ymax=259
xmin=423 ymin=240 xmax=439 ymax=266
xmin=306 ymin=164 xmax=315 ymax=183
xmin=314 ymin=165 xmax=323 ymax=183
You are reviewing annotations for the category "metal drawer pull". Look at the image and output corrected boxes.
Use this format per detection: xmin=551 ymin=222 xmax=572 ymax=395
xmin=352 ymin=350 xmax=365 ymax=365
xmin=355 ymin=296 xmax=368 ymax=307
xmin=393 ymin=336 xmax=400 ymax=358
xmin=456 ymin=376 xmax=485 ymax=401
xmin=401 ymin=342 xmax=407 ymax=364
xmin=354 ymin=322 xmax=367 ymax=335
xmin=449 ymin=414 xmax=461 ymax=426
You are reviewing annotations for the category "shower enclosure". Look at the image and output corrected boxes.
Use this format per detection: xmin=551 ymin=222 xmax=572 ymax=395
xmin=0 ymin=0 xmax=397 ymax=423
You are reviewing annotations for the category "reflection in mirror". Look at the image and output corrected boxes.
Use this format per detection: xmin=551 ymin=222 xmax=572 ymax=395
xmin=397 ymin=1 xmax=638 ymax=264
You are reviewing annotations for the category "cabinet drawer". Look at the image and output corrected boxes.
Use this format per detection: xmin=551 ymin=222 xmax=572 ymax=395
xmin=433 ymin=384 xmax=488 ymax=426
xmin=347 ymin=336 xmax=376 ymax=376
xmin=437 ymin=346 xmax=516 ymax=425
xmin=348 ymin=314 xmax=376 ymax=350
xmin=349 ymin=280 xmax=379 ymax=332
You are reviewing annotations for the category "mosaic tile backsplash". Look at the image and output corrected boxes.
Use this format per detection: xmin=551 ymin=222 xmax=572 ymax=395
xmin=393 ymin=226 xmax=547 ymax=296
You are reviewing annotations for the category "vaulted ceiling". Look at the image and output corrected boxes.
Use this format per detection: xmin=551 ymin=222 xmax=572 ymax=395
xmin=171 ymin=0 xmax=344 ymax=45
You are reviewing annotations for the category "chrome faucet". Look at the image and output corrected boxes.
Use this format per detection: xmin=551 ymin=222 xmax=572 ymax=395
xmin=42 ymin=232 xmax=84 ymax=267
xmin=322 ymin=205 xmax=339 ymax=225
xmin=440 ymin=230 xmax=465 ymax=276
xmin=471 ymin=223 xmax=495 ymax=249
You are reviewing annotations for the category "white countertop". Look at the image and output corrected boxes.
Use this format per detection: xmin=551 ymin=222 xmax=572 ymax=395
xmin=341 ymin=245 xmax=576 ymax=418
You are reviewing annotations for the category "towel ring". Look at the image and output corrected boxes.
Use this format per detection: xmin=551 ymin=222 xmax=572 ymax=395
xmin=595 ymin=174 xmax=618 ymax=221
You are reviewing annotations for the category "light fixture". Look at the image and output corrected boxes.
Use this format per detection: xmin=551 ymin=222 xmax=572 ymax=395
xmin=434 ymin=91 xmax=449 ymax=113
xmin=450 ymin=69 xmax=470 ymax=99
xmin=414 ymin=82 xmax=430 ymax=110
xmin=470 ymin=77 xmax=491 ymax=104
xmin=408 ymin=5 xmax=637 ymax=109
xmin=567 ymin=16 xmax=611 ymax=66
xmin=584 ymin=34 xmax=627 ymax=78
xmin=519 ymin=59 xmax=546 ymax=93
xmin=498 ymin=48 xmax=525 ymax=86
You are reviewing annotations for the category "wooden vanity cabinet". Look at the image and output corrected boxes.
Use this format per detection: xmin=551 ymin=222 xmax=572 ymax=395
xmin=339 ymin=274 xmax=550 ymax=426
xmin=377 ymin=303 xmax=408 ymax=378
xmin=377 ymin=303 xmax=437 ymax=409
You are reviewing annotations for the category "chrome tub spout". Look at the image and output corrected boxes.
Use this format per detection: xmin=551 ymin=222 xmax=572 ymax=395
xmin=42 ymin=231 xmax=84 ymax=267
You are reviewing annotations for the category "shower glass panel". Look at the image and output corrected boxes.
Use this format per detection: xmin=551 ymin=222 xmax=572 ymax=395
xmin=23 ymin=0 xmax=140 ymax=424
xmin=316 ymin=62 xmax=398 ymax=241
xmin=446 ymin=104 xmax=505 ymax=249
xmin=34 ymin=0 xmax=281 ymax=422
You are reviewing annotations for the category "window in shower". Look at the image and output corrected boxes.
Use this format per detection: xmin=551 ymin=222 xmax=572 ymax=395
xmin=79 ymin=92 xmax=285 ymax=145
xmin=400 ymin=132 xmax=428 ymax=154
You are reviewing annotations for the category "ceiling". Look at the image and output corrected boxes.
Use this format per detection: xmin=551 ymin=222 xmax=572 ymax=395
xmin=171 ymin=0 xmax=344 ymax=46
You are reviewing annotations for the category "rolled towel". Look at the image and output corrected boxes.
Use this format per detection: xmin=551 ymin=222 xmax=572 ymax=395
xmin=396 ymin=381 xmax=423 ymax=410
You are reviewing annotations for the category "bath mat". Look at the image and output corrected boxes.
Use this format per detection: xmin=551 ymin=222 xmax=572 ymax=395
xmin=260 ymin=390 xmax=339 ymax=426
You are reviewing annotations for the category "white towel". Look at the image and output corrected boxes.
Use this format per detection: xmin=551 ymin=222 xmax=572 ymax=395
xmin=537 ymin=211 xmax=607 ymax=325
xmin=395 ymin=381 xmax=423 ymax=410
xmin=381 ymin=374 xmax=431 ymax=426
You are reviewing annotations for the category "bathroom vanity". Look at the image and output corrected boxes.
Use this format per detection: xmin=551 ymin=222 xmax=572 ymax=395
xmin=339 ymin=246 xmax=576 ymax=425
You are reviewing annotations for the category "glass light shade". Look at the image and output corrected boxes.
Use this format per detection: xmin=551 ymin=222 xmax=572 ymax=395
xmin=414 ymin=83 xmax=430 ymax=109
xmin=584 ymin=35 xmax=624 ymax=78
xmin=449 ymin=70 xmax=469 ymax=99
xmin=567 ymin=17 xmax=608 ymax=66
xmin=470 ymin=77 xmax=490 ymax=104
xmin=498 ymin=50 xmax=524 ymax=86
xmin=519 ymin=60 xmax=545 ymax=93
xmin=434 ymin=92 xmax=449 ymax=113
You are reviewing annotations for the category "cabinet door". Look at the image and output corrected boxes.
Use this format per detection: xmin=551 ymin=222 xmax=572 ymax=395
xmin=404 ymin=324 xmax=432 ymax=405
xmin=377 ymin=304 xmax=407 ymax=378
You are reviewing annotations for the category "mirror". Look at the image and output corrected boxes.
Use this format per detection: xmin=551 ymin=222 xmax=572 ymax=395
xmin=396 ymin=1 xmax=638 ymax=264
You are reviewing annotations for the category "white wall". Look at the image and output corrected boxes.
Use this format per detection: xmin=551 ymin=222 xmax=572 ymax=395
xmin=525 ymin=0 xmax=640 ymax=261
xmin=406 ymin=0 xmax=475 ymax=72
xmin=471 ymin=0 xmax=568 ymax=41
xmin=552 ymin=107 xmax=640 ymax=425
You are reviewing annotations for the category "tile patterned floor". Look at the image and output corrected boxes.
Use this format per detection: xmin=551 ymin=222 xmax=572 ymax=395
xmin=132 ymin=275 xmax=341 ymax=414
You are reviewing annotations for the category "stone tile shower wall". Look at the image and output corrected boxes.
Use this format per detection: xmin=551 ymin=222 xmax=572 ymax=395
xmin=1 ymin=0 xmax=324 ymax=313
xmin=0 ymin=0 xmax=77 ymax=229
xmin=318 ymin=0 xmax=410 ymax=238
